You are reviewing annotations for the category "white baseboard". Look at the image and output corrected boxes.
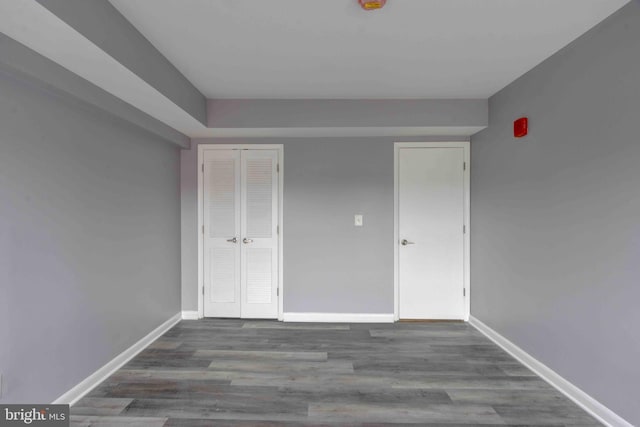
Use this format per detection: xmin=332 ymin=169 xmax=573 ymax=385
xmin=53 ymin=312 xmax=182 ymax=406
xmin=469 ymin=316 xmax=632 ymax=427
xmin=283 ymin=312 xmax=394 ymax=323
xmin=181 ymin=310 xmax=200 ymax=320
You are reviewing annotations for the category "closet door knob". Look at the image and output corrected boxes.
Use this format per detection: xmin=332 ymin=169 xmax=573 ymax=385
xmin=226 ymin=237 xmax=237 ymax=243
xmin=243 ymin=238 xmax=254 ymax=244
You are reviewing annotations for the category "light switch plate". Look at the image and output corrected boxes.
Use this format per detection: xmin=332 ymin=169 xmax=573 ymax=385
xmin=354 ymin=214 xmax=363 ymax=226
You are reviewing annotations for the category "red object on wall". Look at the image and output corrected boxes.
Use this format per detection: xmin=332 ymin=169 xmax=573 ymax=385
xmin=359 ymin=0 xmax=387 ymax=10
xmin=514 ymin=117 xmax=528 ymax=138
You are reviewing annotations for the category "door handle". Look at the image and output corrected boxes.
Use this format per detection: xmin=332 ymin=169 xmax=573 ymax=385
xmin=226 ymin=237 xmax=237 ymax=243
xmin=401 ymin=239 xmax=415 ymax=246
xmin=243 ymin=238 xmax=254 ymax=244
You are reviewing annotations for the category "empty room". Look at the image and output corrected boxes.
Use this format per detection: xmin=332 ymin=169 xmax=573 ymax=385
xmin=0 ymin=0 xmax=638 ymax=425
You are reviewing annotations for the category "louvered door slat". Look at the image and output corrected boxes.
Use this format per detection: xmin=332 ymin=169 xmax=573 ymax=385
xmin=246 ymin=158 xmax=273 ymax=238
xmin=203 ymin=150 xmax=241 ymax=317
xmin=209 ymin=160 xmax=236 ymax=238
xmin=246 ymin=249 xmax=272 ymax=304
xmin=241 ymin=150 xmax=279 ymax=318
xmin=203 ymin=148 xmax=279 ymax=319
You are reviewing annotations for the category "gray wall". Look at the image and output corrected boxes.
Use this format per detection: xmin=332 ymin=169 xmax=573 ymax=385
xmin=0 ymin=34 xmax=189 ymax=148
xmin=36 ymin=0 xmax=207 ymax=126
xmin=0 ymin=70 xmax=181 ymax=403
xmin=470 ymin=2 xmax=640 ymax=424
xmin=181 ymin=136 xmax=466 ymax=313
xmin=208 ymin=99 xmax=487 ymax=129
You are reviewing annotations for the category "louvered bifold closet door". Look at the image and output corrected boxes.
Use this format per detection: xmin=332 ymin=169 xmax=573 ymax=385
xmin=203 ymin=150 xmax=241 ymax=317
xmin=240 ymin=150 xmax=279 ymax=318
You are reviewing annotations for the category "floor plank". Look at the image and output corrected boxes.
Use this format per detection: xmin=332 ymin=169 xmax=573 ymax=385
xmin=308 ymin=402 xmax=503 ymax=424
xmin=72 ymin=320 xmax=601 ymax=426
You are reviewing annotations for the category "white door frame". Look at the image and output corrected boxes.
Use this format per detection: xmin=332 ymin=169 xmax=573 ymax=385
xmin=197 ymin=144 xmax=284 ymax=320
xmin=394 ymin=142 xmax=470 ymax=321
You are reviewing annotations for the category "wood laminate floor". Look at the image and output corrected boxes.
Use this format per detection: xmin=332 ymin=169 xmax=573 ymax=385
xmin=71 ymin=319 xmax=601 ymax=426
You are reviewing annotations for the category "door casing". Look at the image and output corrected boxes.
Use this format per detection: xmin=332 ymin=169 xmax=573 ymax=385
xmin=393 ymin=141 xmax=470 ymax=321
xmin=197 ymin=144 xmax=284 ymax=320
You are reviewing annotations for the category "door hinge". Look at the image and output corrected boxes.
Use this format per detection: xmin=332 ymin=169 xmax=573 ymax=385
xmin=463 ymin=162 xmax=466 ymax=171
xmin=202 ymin=225 xmax=205 ymax=234
xmin=277 ymin=288 xmax=279 ymax=297
xmin=277 ymin=225 xmax=279 ymax=235
xmin=276 ymin=163 xmax=280 ymax=173
xmin=463 ymin=225 xmax=466 ymax=234
xmin=201 ymin=164 xmax=204 ymax=173
xmin=463 ymin=288 xmax=466 ymax=297
xmin=202 ymin=287 xmax=205 ymax=296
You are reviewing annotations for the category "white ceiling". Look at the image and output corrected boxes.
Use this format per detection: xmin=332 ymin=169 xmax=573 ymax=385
xmin=110 ymin=0 xmax=628 ymax=99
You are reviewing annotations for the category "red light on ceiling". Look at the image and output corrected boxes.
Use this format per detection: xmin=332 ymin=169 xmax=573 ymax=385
xmin=514 ymin=117 xmax=528 ymax=138
xmin=359 ymin=0 xmax=386 ymax=10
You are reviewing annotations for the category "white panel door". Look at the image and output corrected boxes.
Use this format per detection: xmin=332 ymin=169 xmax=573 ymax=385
xmin=203 ymin=149 xmax=241 ymax=317
xmin=240 ymin=150 xmax=279 ymax=318
xmin=398 ymin=147 xmax=465 ymax=319
xmin=202 ymin=148 xmax=279 ymax=319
